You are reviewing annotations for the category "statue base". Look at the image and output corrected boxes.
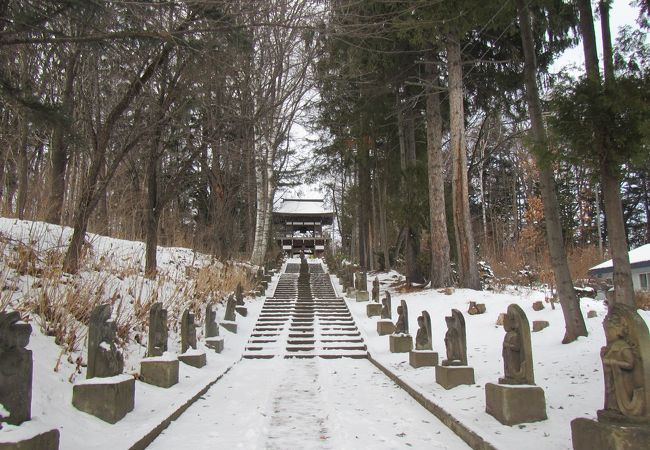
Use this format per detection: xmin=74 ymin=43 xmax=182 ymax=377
xmin=377 ymin=320 xmax=395 ymax=335
xmin=72 ymin=374 xmax=135 ymax=424
xmin=0 ymin=428 xmax=59 ymax=450
xmin=178 ymin=350 xmax=206 ymax=368
xmin=485 ymin=382 xmax=547 ymax=426
xmin=435 ymin=365 xmax=475 ymax=389
xmin=205 ymin=337 xmax=225 ymax=353
xmin=140 ymin=355 xmax=179 ymax=388
xmin=409 ymin=350 xmax=438 ymax=368
xmin=220 ymin=321 xmax=238 ymax=333
xmin=571 ymin=418 xmax=650 ymax=450
xmin=236 ymin=306 xmax=248 ymax=317
xmin=346 ymin=287 xmax=356 ymax=297
xmin=389 ymin=334 xmax=413 ymax=353
xmin=366 ymin=303 xmax=382 ymax=317
xmin=356 ymin=290 xmax=369 ymax=302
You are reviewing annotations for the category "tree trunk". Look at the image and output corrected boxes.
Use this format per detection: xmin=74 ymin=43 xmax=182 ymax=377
xmin=446 ymin=34 xmax=480 ymax=290
xmin=378 ymin=176 xmax=390 ymax=271
xmin=516 ymin=0 xmax=587 ymax=342
xmin=144 ymin=140 xmax=159 ymax=278
xmin=577 ymin=0 xmax=635 ymax=307
xmin=16 ymin=120 xmax=28 ymax=220
xmin=357 ymin=135 xmax=371 ymax=269
xmin=425 ymin=59 xmax=452 ymax=287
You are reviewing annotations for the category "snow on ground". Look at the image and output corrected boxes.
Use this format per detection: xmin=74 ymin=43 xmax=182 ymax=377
xmin=337 ymin=270 xmax=650 ymax=450
xmin=0 ymin=218 xmax=264 ymax=448
xmin=149 ymin=358 xmax=470 ymax=450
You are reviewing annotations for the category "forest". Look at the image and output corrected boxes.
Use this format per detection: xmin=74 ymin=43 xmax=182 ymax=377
xmin=0 ymin=1 xmax=649 ymax=341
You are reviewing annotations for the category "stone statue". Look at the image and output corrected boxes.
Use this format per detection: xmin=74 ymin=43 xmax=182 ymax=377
xmin=224 ymin=293 xmax=236 ymax=322
xmin=598 ymin=304 xmax=650 ymax=424
xmin=372 ymin=277 xmax=380 ymax=302
xmin=235 ymin=283 xmax=244 ymax=306
xmin=87 ymin=304 xmax=124 ymax=379
xmin=180 ymin=309 xmax=197 ymax=353
xmin=415 ymin=311 xmax=433 ymax=351
xmin=394 ymin=300 xmax=409 ymax=335
xmin=0 ymin=311 xmax=32 ymax=425
xmin=381 ymin=292 xmax=392 ymax=320
xmin=205 ymin=305 xmax=219 ymax=338
xmin=443 ymin=309 xmax=468 ymax=366
xmin=147 ymin=302 xmax=168 ymax=357
xmin=499 ymin=303 xmax=534 ymax=385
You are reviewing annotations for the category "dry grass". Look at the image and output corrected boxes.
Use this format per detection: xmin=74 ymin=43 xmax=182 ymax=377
xmin=636 ymin=291 xmax=650 ymax=311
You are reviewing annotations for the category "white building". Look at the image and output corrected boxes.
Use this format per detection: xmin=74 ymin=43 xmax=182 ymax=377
xmin=589 ymin=243 xmax=650 ymax=291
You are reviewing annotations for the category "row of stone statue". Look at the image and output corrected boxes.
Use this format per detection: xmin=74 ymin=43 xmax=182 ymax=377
xmin=360 ymin=275 xmax=650 ymax=449
xmin=0 ymin=284 xmax=249 ymax=448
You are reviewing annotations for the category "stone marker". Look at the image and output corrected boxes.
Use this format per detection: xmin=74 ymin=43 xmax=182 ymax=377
xmin=205 ymin=304 xmax=224 ymax=353
xmin=532 ymin=320 xmax=549 ymax=332
xmin=436 ymin=309 xmax=475 ymax=389
xmin=0 ymin=311 xmax=59 ymax=449
xmin=87 ymin=304 xmax=124 ymax=378
xmin=532 ymin=301 xmax=545 ymax=311
xmin=0 ymin=311 xmax=32 ymax=425
xmin=147 ymin=302 xmax=168 ymax=357
xmin=571 ymin=304 xmax=650 ymax=450
xmin=389 ymin=300 xmax=413 ymax=353
xmin=235 ymin=283 xmax=244 ymax=306
xmin=355 ymin=271 xmax=369 ymax=302
xmin=496 ymin=312 xmax=506 ymax=327
xmin=445 ymin=287 xmax=455 ymax=295
xmin=371 ymin=277 xmax=380 ymax=302
xmin=467 ymin=301 xmax=486 ymax=315
xmin=377 ymin=292 xmax=395 ymax=335
xmin=366 ymin=302 xmax=382 ymax=317
xmin=73 ymin=304 xmax=134 ymax=423
xmin=410 ymin=311 xmax=438 ymax=368
xmin=221 ymin=294 xmax=238 ymax=333
xmin=140 ymin=303 xmax=178 ymax=388
xmin=485 ymin=303 xmax=546 ymax=426
xmin=178 ymin=309 xmax=206 ymax=368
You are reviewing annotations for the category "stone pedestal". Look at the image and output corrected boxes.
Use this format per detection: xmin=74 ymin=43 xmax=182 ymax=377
xmin=571 ymin=417 xmax=650 ymax=450
xmin=366 ymin=303 xmax=382 ymax=317
xmin=356 ymin=290 xmax=369 ymax=302
xmin=139 ymin=356 xmax=179 ymax=388
xmin=178 ymin=350 xmax=206 ymax=368
xmin=220 ymin=321 xmax=237 ymax=334
xmin=485 ymin=382 xmax=547 ymax=426
xmin=346 ymin=287 xmax=357 ymax=297
xmin=0 ymin=429 xmax=59 ymax=450
xmin=235 ymin=306 xmax=248 ymax=317
xmin=389 ymin=334 xmax=413 ymax=353
xmin=205 ymin=337 xmax=224 ymax=353
xmin=435 ymin=365 xmax=475 ymax=389
xmin=72 ymin=374 xmax=135 ymax=424
xmin=377 ymin=320 xmax=395 ymax=336
xmin=409 ymin=350 xmax=438 ymax=368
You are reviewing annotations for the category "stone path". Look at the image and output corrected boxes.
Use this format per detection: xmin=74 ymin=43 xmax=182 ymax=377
xmin=148 ymin=358 xmax=470 ymax=449
xmin=147 ymin=261 xmax=470 ymax=449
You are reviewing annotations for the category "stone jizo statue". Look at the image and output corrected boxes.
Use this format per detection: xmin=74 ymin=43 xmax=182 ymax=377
xmin=235 ymin=283 xmax=244 ymax=306
xmin=87 ymin=304 xmax=124 ymax=379
xmin=147 ymin=302 xmax=168 ymax=357
xmin=372 ymin=277 xmax=380 ymax=302
xmin=0 ymin=311 xmax=33 ymax=425
xmin=224 ymin=294 xmax=236 ymax=322
xmin=394 ymin=300 xmax=409 ymax=335
xmin=381 ymin=292 xmax=392 ymax=320
xmin=415 ymin=311 xmax=432 ymax=351
xmin=443 ymin=309 xmax=468 ymax=366
xmin=599 ymin=303 xmax=650 ymax=424
xmin=205 ymin=305 xmax=219 ymax=338
xmin=180 ymin=309 xmax=197 ymax=353
xmin=499 ymin=303 xmax=534 ymax=385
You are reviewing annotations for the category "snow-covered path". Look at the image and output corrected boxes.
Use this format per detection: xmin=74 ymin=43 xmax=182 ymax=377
xmin=148 ymin=358 xmax=470 ymax=449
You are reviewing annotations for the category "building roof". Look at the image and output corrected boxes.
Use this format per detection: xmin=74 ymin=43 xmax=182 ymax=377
xmin=589 ymin=243 xmax=650 ymax=275
xmin=274 ymin=198 xmax=333 ymax=216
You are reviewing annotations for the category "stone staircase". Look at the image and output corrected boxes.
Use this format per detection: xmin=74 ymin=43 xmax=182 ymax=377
xmin=244 ymin=262 xmax=367 ymax=359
